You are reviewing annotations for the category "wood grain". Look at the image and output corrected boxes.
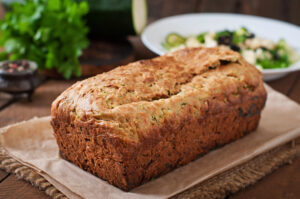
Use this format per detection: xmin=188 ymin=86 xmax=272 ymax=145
xmin=0 ymin=175 xmax=49 ymax=199
xmin=0 ymin=80 xmax=74 ymax=127
xmin=147 ymin=0 xmax=300 ymax=24
xmin=0 ymin=170 xmax=9 ymax=182
xmin=288 ymin=73 xmax=300 ymax=102
xmin=268 ymin=72 xmax=300 ymax=95
xmin=147 ymin=0 xmax=198 ymax=20
xmin=128 ymin=36 xmax=157 ymax=59
xmin=239 ymin=0 xmax=283 ymax=19
xmin=289 ymin=0 xmax=300 ymax=25
xmin=0 ymin=93 xmax=14 ymax=110
xmin=158 ymin=0 xmax=198 ymax=18
xmin=196 ymin=0 xmax=238 ymax=12
xmin=230 ymin=150 xmax=300 ymax=199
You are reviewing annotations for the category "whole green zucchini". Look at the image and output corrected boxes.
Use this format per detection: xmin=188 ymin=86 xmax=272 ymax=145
xmin=2 ymin=0 xmax=148 ymax=38
xmin=77 ymin=0 xmax=148 ymax=38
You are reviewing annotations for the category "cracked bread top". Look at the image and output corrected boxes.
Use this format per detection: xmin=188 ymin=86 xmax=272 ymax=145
xmin=51 ymin=47 xmax=266 ymax=142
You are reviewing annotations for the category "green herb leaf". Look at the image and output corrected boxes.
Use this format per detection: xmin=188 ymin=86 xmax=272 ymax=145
xmin=257 ymin=48 xmax=291 ymax=69
xmin=196 ymin=32 xmax=207 ymax=43
xmin=0 ymin=51 xmax=8 ymax=60
xmin=232 ymin=34 xmax=246 ymax=44
xmin=0 ymin=0 xmax=89 ymax=79
xmin=215 ymin=30 xmax=232 ymax=39
xmin=232 ymin=27 xmax=249 ymax=44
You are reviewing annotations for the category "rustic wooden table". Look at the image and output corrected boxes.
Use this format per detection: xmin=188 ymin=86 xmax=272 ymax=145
xmin=0 ymin=0 xmax=300 ymax=198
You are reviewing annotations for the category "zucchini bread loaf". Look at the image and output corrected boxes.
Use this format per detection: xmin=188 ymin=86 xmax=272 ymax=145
xmin=51 ymin=47 xmax=267 ymax=191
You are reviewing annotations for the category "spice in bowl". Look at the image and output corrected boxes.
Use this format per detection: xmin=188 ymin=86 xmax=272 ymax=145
xmin=0 ymin=60 xmax=40 ymax=100
xmin=0 ymin=60 xmax=32 ymax=74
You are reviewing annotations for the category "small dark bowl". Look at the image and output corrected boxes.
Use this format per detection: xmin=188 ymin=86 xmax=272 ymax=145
xmin=0 ymin=60 xmax=40 ymax=100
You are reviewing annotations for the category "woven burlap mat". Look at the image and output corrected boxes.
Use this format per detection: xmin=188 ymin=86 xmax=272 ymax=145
xmin=0 ymin=143 xmax=297 ymax=199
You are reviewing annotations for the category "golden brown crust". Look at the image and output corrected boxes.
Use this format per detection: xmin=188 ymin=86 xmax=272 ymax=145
xmin=51 ymin=47 xmax=267 ymax=191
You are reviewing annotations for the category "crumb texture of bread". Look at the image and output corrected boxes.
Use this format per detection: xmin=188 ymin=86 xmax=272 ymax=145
xmin=51 ymin=47 xmax=267 ymax=191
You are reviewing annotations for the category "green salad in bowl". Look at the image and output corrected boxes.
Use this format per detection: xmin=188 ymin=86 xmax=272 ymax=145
xmin=162 ymin=27 xmax=300 ymax=70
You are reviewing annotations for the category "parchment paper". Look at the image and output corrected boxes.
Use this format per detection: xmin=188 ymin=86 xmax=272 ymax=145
xmin=0 ymin=85 xmax=300 ymax=199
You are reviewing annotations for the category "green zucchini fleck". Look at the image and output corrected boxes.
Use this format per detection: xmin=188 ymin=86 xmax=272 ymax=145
xmin=181 ymin=102 xmax=188 ymax=106
xmin=164 ymin=33 xmax=186 ymax=48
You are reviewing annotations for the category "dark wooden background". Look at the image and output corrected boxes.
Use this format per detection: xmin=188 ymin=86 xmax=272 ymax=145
xmin=147 ymin=0 xmax=300 ymax=25
xmin=0 ymin=0 xmax=300 ymax=198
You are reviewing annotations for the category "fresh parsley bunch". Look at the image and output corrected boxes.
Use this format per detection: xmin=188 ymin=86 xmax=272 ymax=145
xmin=0 ymin=0 xmax=89 ymax=79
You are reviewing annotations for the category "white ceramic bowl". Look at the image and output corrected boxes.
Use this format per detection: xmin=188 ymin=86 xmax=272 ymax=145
xmin=141 ymin=13 xmax=300 ymax=81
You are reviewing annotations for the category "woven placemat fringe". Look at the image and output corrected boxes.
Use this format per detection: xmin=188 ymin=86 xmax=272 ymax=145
xmin=0 ymin=147 xmax=68 ymax=199
xmin=171 ymin=144 xmax=297 ymax=199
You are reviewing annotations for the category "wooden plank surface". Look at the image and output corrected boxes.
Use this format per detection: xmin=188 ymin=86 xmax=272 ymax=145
xmin=268 ymin=72 xmax=300 ymax=95
xmin=196 ymin=0 xmax=238 ymax=12
xmin=0 ymin=80 xmax=75 ymax=127
xmin=146 ymin=0 xmax=300 ymax=25
xmin=289 ymin=0 xmax=300 ymax=25
xmin=288 ymin=74 xmax=300 ymax=102
xmin=148 ymin=0 xmax=198 ymax=19
xmin=239 ymin=0 xmax=285 ymax=20
xmin=231 ymin=154 xmax=300 ymax=199
xmin=0 ymin=175 xmax=50 ymax=199
xmin=0 ymin=170 xmax=9 ymax=182
xmin=0 ymin=93 xmax=14 ymax=111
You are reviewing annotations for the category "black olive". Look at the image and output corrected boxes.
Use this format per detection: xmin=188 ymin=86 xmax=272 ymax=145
xmin=260 ymin=47 xmax=268 ymax=51
xmin=230 ymin=45 xmax=240 ymax=52
xmin=217 ymin=35 xmax=233 ymax=45
xmin=247 ymin=33 xmax=255 ymax=38
xmin=273 ymin=52 xmax=280 ymax=60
